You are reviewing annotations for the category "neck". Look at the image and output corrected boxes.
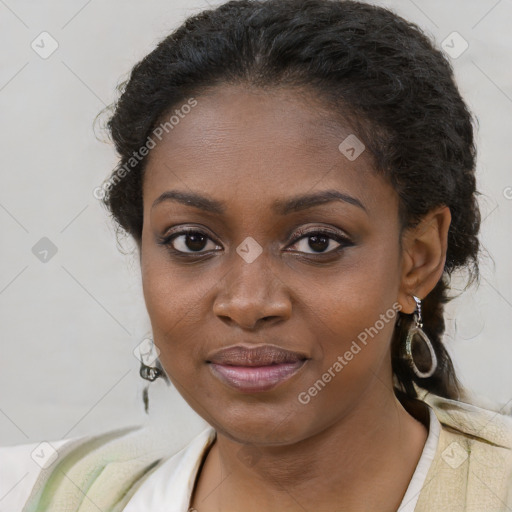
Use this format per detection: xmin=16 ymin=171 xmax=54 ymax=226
xmin=192 ymin=384 xmax=429 ymax=512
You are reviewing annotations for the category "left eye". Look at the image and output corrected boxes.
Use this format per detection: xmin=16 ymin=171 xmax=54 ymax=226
xmin=287 ymin=230 xmax=350 ymax=254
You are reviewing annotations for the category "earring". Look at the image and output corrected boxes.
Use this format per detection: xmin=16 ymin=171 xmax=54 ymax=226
xmin=139 ymin=360 xmax=163 ymax=382
xmin=137 ymin=337 xmax=165 ymax=414
xmin=404 ymin=295 xmax=437 ymax=378
xmin=139 ymin=359 xmax=164 ymax=414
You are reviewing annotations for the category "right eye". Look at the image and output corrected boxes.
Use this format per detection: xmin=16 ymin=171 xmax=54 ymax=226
xmin=158 ymin=228 xmax=222 ymax=255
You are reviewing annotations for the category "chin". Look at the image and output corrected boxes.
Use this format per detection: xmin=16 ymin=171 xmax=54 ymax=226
xmin=206 ymin=401 xmax=317 ymax=446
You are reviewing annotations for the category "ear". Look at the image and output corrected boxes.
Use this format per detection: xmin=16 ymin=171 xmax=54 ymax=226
xmin=397 ymin=205 xmax=451 ymax=314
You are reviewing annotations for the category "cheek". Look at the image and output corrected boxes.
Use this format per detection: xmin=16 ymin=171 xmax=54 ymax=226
xmin=300 ymin=239 xmax=401 ymax=388
xmin=295 ymin=292 xmax=400 ymax=430
xmin=308 ymin=285 xmax=398 ymax=385
xmin=311 ymin=241 xmax=400 ymax=336
xmin=139 ymin=252 xmax=218 ymax=379
xmin=141 ymin=249 xmax=207 ymax=329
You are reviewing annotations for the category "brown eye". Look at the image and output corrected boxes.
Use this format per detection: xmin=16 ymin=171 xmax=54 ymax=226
xmin=288 ymin=229 xmax=353 ymax=255
xmin=160 ymin=229 xmax=221 ymax=254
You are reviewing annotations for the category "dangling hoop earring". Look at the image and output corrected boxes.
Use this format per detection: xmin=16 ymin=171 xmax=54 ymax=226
xmin=404 ymin=295 xmax=437 ymax=378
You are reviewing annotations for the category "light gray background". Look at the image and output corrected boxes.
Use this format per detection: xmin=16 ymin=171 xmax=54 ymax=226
xmin=1 ymin=0 xmax=511 ymax=447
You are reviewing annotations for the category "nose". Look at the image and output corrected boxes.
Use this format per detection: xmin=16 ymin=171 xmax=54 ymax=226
xmin=213 ymin=252 xmax=292 ymax=330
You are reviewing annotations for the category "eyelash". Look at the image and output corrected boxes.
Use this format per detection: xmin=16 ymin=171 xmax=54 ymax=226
xmin=157 ymin=226 xmax=354 ymax=258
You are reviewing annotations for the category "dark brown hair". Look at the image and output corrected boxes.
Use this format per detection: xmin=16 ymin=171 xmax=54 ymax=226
xmin=98 ymin=0 xmax=481 ymax=401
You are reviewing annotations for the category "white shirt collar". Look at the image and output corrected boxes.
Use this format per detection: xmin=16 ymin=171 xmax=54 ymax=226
xmin=123 ymin=426 xmax=216 ymax=512
xmin=397 ymin=404 xmax=441 ymax=511
xmin=124 ymin=405 xmax=440 ymax=512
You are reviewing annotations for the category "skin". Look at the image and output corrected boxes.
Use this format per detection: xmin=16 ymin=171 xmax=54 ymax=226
xmin=139 ymin=84 xmax=451 ymax=511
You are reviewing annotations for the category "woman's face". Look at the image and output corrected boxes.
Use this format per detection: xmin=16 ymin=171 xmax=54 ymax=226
xmin=141 ymin=85 xmax=406 ymax=445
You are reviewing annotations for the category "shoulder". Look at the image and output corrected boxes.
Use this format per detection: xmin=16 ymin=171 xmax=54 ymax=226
xmin=7 ymin=422 xmax=212 ymax=512
xmin=0 ymin=437 xmax=75 ymax=512
xmin=0 ymin=425 xmax=145 ymax=512
xmin=415 ymin=389 xmax=512 ymax=511
xmin=420 ymin=389 xmax=512 ymax=449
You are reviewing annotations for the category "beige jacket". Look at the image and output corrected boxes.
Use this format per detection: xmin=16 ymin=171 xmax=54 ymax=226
xmin=414 ymin=389 xmax=512 ymax=511
xmin=18 ymin=389 xmax=512 ymax=511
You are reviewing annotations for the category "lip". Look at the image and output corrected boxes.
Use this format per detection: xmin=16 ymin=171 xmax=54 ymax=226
xmin=206 ymin=344 xmax=309 ymax=393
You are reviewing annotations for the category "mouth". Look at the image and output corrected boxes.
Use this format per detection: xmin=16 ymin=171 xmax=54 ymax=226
xmin=206 ymin=344 xmax=309 ymax=393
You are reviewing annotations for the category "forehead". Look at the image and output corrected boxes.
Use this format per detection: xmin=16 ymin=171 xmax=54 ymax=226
xmin=142 ymin=85 xmax=394 ymax=215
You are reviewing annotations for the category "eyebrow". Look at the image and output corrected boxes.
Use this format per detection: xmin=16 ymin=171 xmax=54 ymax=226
xmin=151 ymin=189 xmax=367 ymax=215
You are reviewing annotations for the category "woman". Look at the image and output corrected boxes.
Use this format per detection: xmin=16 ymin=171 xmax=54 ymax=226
xmin=3 ymin=0 xmax=512 ymax=510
